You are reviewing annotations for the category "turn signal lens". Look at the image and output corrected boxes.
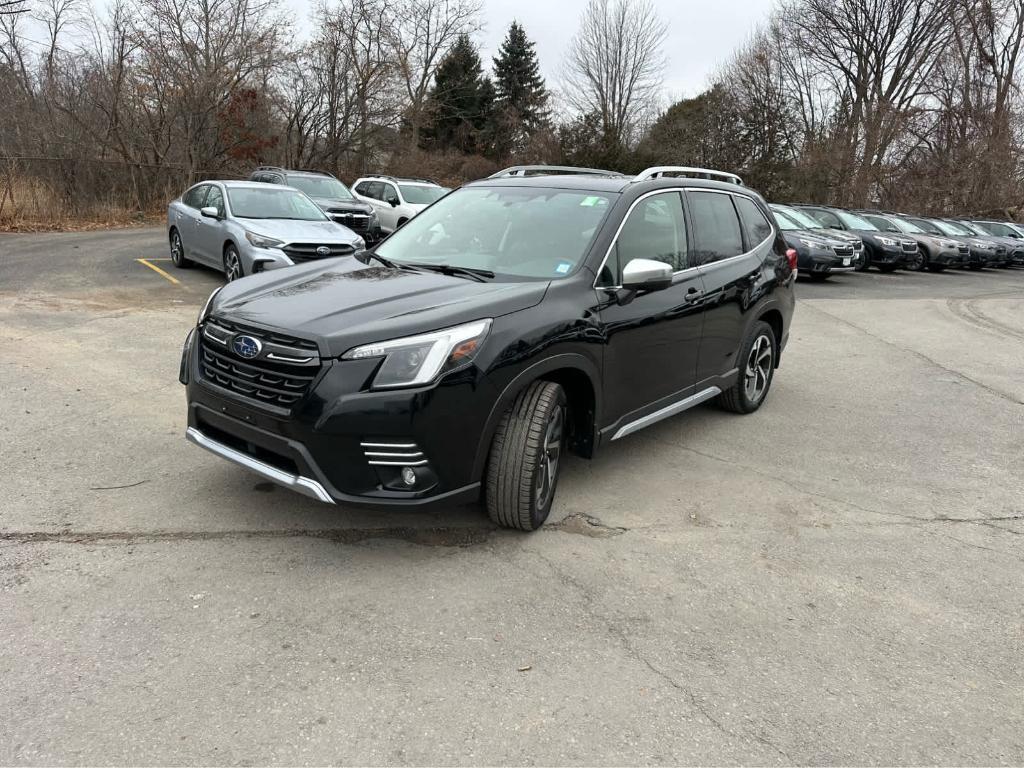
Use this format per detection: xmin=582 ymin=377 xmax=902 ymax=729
xmin=785 ymin=248 xmax=798 ymax=272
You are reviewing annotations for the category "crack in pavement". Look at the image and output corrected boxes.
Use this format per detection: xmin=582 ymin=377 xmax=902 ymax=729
xmin=544 ymin=512 xmax=628 ymax=537
xmin=648 ymin=440 xmax=1024 ymax=562
xmin=0 ymin=526 xmax=495 ymax=548
xmin=530 ymin=549 xmax=792 ymax=764
xmin=800 ymin=301 xmax=1024 ymax=406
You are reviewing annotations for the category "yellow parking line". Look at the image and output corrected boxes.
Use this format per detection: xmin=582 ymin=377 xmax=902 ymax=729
xmin=136 ymin=257 xmax=180 ymax=285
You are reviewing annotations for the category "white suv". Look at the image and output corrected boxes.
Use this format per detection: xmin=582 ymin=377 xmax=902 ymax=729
xmin=351 ymin=176 xmax=449 ymax=234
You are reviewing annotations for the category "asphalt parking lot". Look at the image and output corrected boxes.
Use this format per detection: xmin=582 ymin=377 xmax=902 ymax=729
xmin=2 ymin=227 xmax=1023 ymax=765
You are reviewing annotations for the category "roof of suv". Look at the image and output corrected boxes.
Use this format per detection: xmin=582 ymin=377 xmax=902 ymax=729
xmin=469 ymin=174 xmax=754 ymax=196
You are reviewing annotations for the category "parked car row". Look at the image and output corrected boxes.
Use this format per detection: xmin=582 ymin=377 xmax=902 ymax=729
xmin=167 ymin=167 xmax=450 ymax=281
xmin=769 ymin=201 xmax=1024 ymax=280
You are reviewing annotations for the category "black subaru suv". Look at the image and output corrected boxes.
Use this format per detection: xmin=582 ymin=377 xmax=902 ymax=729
xmin=181 ymin=167 xmax=796 ymax=531
xmin=249 ymin=166 xmax=382 ymax=243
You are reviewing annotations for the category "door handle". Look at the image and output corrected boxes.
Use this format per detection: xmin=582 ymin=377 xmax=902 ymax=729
xmin=683 ymin=288 xmax=704 ymax=304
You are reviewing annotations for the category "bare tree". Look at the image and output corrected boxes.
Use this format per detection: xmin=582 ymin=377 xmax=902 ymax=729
xmin=388 ymin=0 xmax=481 ymax=147
xmin=562 ymin=0 xmax=666 ymax=151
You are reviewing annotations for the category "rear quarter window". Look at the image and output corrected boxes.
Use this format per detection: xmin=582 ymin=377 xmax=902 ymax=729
xmin=733 ymin=196 xmax=773 ymax=247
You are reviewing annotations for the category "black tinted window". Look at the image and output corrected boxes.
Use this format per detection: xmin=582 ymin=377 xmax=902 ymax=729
xmin=602 ymin=192 xmax=687 ymax=284
xmin=183 ymin=185 xmax=208 ymax=208
xmin=364 ymin=182 xmax=385 ymax=200
xmin=734 ymin=196 xmax=773 ymax=246
xmin=688 ymin=191 xmax=743 ymax=265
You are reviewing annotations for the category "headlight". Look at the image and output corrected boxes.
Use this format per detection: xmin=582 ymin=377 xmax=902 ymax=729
xmin=878 ymin=237 xmax=896 ymax=246
xmin=343 ymin=319 xmax=492 ymax=389
xmin=939 ymin=239 xmax=959 ymax=248
xmin=353 ymin=237 xmax=366 ymax=250
xmin=198 ymin=287 xmax=222 ymax=323
xmin=798 ymin=238 xmax=821 ymax=248
xmin=972 ymin=240 xmax=991 ymax=249
xmin=245 ymin=231 xmax=284 ymax=249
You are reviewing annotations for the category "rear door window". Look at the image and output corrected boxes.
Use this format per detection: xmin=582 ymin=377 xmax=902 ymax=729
xmin=733 ymin=196 xmax=773 ymax=248
xmin=687 ymin=191 xmax=744 ymax=265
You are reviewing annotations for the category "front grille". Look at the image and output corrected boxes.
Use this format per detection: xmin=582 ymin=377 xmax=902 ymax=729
xmin=901 ymin=241 xmax=918 ymax=253
xmin=198 ymin=318 xmax=321 ymax=408
xmin=995 ymin=245 xmax=1007 ymax=256
xmin=958 ymin=245 xmax=970 ymax=257
xmin=283 ymin=243 xmax=356 ymax=263
xmin=832 ymin=244 xmax=854 ymax=258
xmin=359 ymin=441 xmax=428 ymax=467
xmin=329 ymin=212 xmax=371 ymax=233
xmin=852 ymin=242 xmax=864 ymax=253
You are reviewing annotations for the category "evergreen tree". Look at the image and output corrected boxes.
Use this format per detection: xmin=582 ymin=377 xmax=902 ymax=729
xmin=491 ymin=21 xmax=550 ymax=156
xmin=423 ymin=34 xmax=495 ymax=155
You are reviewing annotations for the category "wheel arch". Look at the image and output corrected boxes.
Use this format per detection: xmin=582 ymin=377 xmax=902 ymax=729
xmin=472 ymin=354 xmax=602 ymax=482
xmin=756 ymin=307 xmax=784 ymax=367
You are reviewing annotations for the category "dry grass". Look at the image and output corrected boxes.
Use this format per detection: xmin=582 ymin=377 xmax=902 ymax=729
xmin=0 ymin=173 xmax=162 ymax=232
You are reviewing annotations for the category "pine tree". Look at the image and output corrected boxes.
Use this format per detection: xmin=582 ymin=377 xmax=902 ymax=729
xmin=423 ymin=34 xmax=495 ymax=155
xmin=492 ymin=21 xmax=550 ymax=156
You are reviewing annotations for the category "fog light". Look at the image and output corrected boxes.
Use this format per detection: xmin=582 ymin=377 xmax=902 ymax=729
xmin=401 ymin=466 xmax=417 ymax=486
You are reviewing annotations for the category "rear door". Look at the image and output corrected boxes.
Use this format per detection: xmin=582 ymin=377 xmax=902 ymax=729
xmin=596 ymin=191 xmax=706 ymax=437
xmin=688 ymin=190 xmax=772 ymax=387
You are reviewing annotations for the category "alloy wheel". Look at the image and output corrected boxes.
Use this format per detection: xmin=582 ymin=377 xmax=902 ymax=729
xmin=744 ymin=334 xmax=773 ymax=404
xmin=224 ymin=248 xmax=242 ymax=281
xmin=534 ymin=405 xmax=564 ymax=511
xmin=170 ymin=232 xmax=183 ymax=265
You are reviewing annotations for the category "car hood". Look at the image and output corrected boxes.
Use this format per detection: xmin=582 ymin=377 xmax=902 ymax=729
xmin=783 ymin=231 xmax=837 ymax=249
xmin=235 ymin=217 xmax=360 ymax=244
xmin=211 ymin=258 xmax=549 ymax=357
xmin=311 ymin=197 xmax=373 ymax=215
xmin=815 ymin=228 xmax=862 ymax=245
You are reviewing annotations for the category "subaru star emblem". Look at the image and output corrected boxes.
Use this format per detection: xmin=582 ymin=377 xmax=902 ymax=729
xmin=316 ymin=246 xmax=331 ymax=257
xmin=232 ymin=334 xmax=262 ymax=359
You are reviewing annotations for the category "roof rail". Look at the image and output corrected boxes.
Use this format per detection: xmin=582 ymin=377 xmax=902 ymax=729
xmin=489 ymin=165 xmax=624 ymax=179
xmin=294 ymin=168 xmax=334 ymax=177
xmin=633 ymin=166 xmax=743 ymax=185
xmin=253 ymin=165 xmax=284 ymax=172
xmin=364 ymin=174 xmax=439 ymax=185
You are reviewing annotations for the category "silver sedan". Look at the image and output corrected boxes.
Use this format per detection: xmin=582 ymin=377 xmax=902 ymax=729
xmin=167 ymin=181 xmax=366 ymax=281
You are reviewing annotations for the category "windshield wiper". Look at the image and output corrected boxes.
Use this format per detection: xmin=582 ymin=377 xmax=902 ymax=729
xmin=413 ymin=263 xmax=495 ymax=282
xmin=358 ymin=251 xmax=400 ymax=269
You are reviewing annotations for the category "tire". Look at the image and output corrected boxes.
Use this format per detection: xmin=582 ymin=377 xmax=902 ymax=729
xmin=854 ymin=251 xmax=870 ymax=271
xmin=169 ymin=228 xmax=191 ymax=268
xmin=718 ymin=321 xmax=777 ymax=414
xmin=396 ymin=217 xmax=409 ymax=229
xmin=969 ymin=262 xmax=984 ymax=271
xmin=808 ymin=272 xmax=830 ymax=281
xmin=485 ymin=381 xmax=567 ymax=531
xmin=905 ymin=248 xmax=926 ymax=272
xmin=223 ymin=243 xmax=244 ymax=282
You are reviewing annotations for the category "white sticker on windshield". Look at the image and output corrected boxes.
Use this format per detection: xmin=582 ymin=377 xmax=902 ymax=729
xmin=555 ymin=261 xmax=572 ymax=274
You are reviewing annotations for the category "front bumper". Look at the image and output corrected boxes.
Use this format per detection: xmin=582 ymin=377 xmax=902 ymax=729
xmin=182 ymin=332 xmax=490 ymax=508
xmin=933 ymin=248 xmax=967 ymax=266
xmin=872 ymin=244 xmax=908 ymax=265
xmin=799 ymin=248 xmax=856 ymax=274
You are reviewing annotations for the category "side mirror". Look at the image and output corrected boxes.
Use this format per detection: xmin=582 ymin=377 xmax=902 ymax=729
xmin=200 ymin=206 xmax=220 ymax=219
xmin=621 ymin=258 xmax=673 ymax=292
xmin=387 ymin=197 xmax=399 ymax=207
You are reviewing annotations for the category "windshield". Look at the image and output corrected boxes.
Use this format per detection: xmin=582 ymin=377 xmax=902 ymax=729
xmin=375 ymin=186 xmax=615 ymax=279
xmin=934 ymin=219 xmax=971 ymax=236
xmin=893 ymin=217 xmax=923 ymax=234
xmin=771 ymin=209 xmax=801 ymax=231
xmin=400 ymin=185 xmax=448 ymax=205
xmin=286 ymin=176 xmax=354 ymax=201
xmin=837 ymin=210 xmax=879 ymax=230
xmin=956 ymin=221 xmax=982 ymax=235
xmin=773 ymin=205 xmax=822 ymax=229
xmin=864 ymin=214 xmax=899 ymax=232
xmin=974 ymin=221 xmax=1017 ymax=237
xmin=228 ymin=187 xmax=328 ymax=220
xmin=906 ymin=217 xmax=939 ymax=235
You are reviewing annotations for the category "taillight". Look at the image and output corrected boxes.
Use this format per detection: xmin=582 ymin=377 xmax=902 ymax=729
xmin=785 ymin=248 xmax=798 ymax=272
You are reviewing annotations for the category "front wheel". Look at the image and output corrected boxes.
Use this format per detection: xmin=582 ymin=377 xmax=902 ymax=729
xmin=905 ymin=249 xmax=926 ymax=271
xmin=718 ymin=321 xmax=776 ymax=414
xmin=854 ymin=251 xmax=870 ymax=271
xmin=223 ymin=244 xmax=244 ymax=282
xmin=485 ymin=381 xmax=566 ymax=531
xmin=169 ymin=229 xmax=191 ymax=268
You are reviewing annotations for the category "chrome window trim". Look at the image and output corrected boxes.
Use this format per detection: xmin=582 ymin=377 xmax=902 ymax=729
xmin=593 ymin=187 xmax=775 ymax=290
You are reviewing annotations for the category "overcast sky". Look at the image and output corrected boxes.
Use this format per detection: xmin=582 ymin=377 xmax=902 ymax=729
xmin=471 ymin=0 xmax=777 ymax=101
